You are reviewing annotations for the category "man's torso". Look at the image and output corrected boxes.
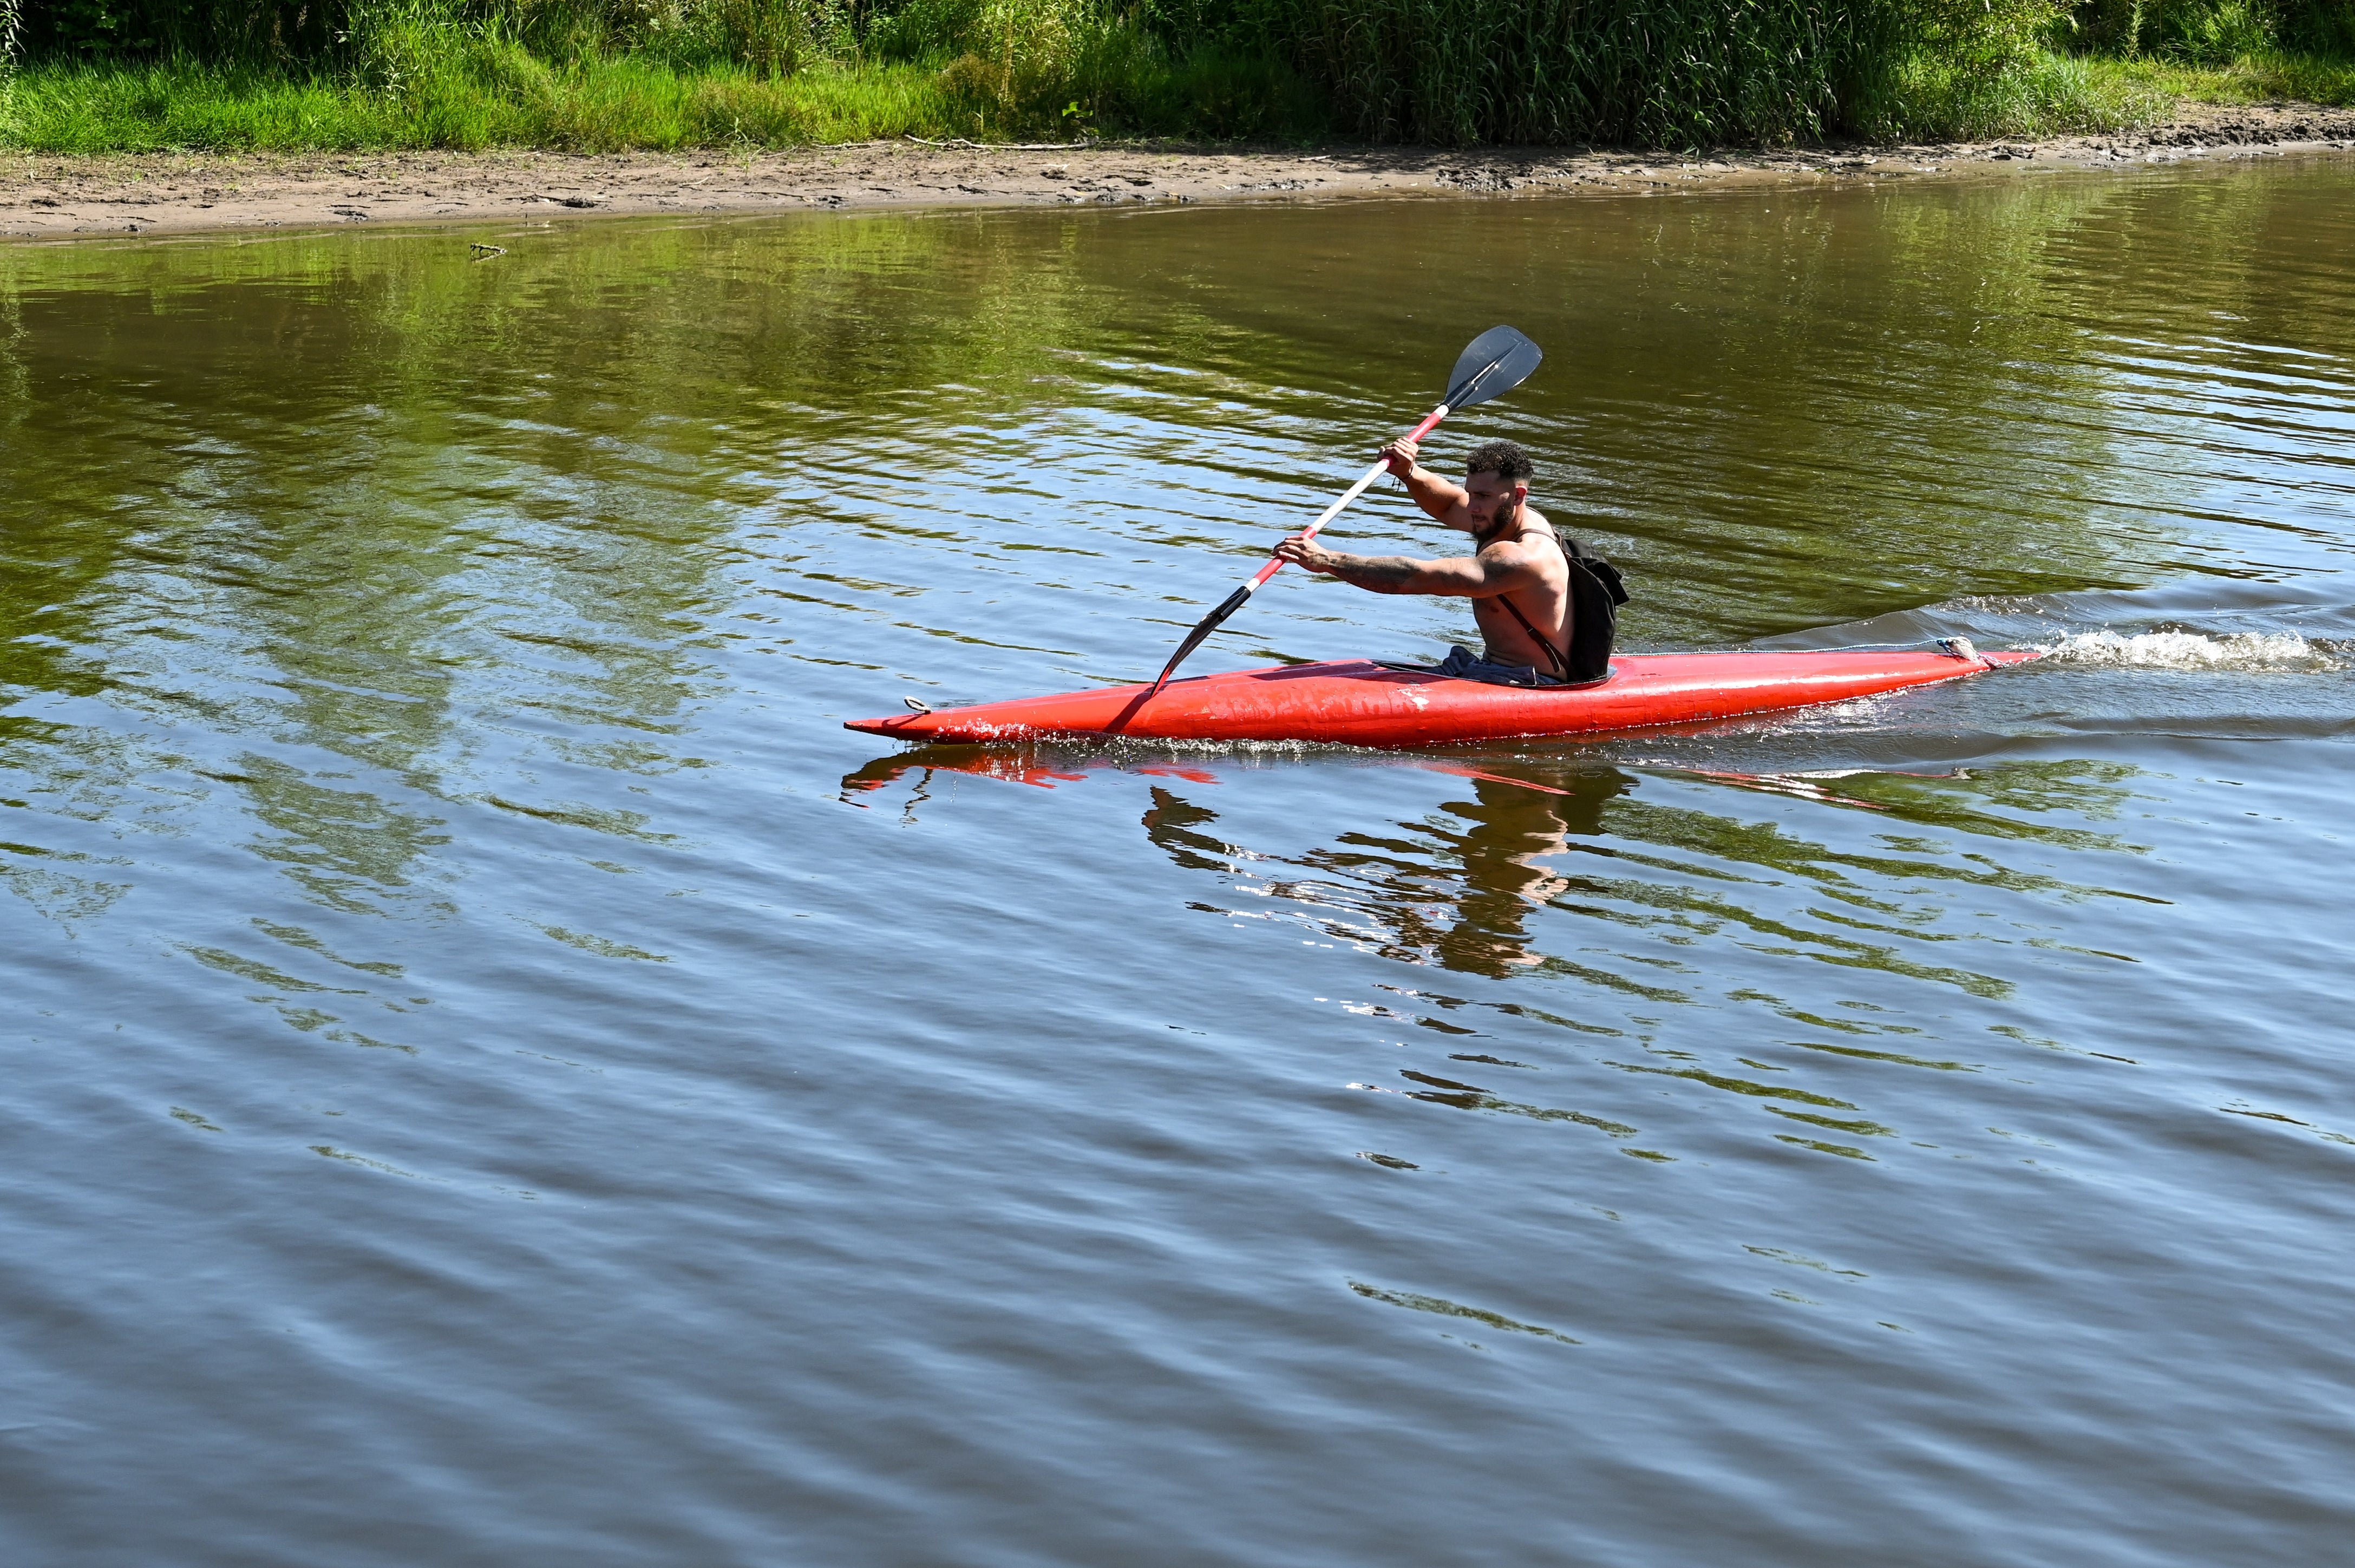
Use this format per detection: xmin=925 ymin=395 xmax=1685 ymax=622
xmin=1469 ymin=505 xmax=1572 ymax=672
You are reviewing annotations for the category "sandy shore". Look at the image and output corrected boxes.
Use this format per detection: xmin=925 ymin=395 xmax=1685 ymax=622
xmin=4 ymin=101 xmax=2351 ymax=241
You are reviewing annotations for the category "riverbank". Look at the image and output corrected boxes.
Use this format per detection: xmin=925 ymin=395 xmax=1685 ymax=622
xmin=4 ymin=100 xmax=2351 ymax=241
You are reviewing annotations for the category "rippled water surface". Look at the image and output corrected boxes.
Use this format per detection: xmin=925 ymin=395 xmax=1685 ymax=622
xmin=4 ymin=158 xmax=2352 ymax=1566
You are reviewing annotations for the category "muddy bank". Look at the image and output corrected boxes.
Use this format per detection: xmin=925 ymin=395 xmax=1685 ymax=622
xmin=4 ymin=101 xmax=2351 ymax=241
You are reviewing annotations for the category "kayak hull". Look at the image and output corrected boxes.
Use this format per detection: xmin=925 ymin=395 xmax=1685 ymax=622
xmin=845 ymin=649 xmax=2038 ymax=749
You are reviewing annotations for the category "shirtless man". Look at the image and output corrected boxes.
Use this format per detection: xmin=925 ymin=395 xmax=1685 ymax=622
xmin=1270 ymin=437 xmax=1580 ymax=683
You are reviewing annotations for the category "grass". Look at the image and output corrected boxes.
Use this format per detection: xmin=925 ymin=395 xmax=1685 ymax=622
xmin=0 ymin=24 xmax=1334 ymax=152
xmin=2062 ymin=46 xmax=2355 ymax=106
xmin=1860 ymin=46 xmax=2182 ymax=139
xmin=4 ymin=48 xmax=2209 ymax=156
xmin=1 ymin=55 xmax=982 ymax=154
xmin=0 ymin=0 xmax=2347 ymax=155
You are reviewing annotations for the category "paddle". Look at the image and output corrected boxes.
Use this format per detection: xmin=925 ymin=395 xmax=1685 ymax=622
xmin=1148 ymin=325 xmax=1544 ymax=695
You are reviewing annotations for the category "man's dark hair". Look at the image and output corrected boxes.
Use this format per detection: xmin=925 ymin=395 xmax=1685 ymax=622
xmin=1463 ymin=440 xmax=1534 ymax=485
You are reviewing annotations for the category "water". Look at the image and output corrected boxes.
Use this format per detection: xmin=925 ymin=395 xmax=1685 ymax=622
xmin=3 ymin=158 xmax=2351 ymax=1565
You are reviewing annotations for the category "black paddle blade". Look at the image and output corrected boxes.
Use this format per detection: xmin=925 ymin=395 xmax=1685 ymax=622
xmin=1443 ymin=325 xmax=1542 ymax=410
xmin=1151 ymin=582 xmax=1255 ymax=693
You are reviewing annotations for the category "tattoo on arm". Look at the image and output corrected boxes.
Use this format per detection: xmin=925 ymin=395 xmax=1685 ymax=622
xmin=1325 ymin=554 xmax=1427 ymax=593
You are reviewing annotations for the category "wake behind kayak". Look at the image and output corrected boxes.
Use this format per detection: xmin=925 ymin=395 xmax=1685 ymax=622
xmin=846 ymin=646 xmax=2038 ymax=749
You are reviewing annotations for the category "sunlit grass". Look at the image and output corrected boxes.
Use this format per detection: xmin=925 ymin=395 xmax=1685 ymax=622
xmin=0 ymin=35 xmax=1339 ymax=152
xmin=2064 ymin=48 xmax=2355 ymax=108
xmin=1859 ymin=47 xmax=2183 ymax=140
xmin=0 ymin=54 xmax=989 ymax=153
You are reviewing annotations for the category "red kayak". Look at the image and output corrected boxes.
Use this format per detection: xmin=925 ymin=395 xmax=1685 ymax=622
xmin=846 ymin=645 xmax=2038 ymax=749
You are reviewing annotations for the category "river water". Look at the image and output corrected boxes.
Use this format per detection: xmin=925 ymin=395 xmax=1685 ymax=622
xmin=3 ymin=157 xmax=2351 ymax=1565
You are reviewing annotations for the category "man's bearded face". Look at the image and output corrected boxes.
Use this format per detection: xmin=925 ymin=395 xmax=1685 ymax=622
xmin=1465 ymin=471 xmax=1523 ymax=532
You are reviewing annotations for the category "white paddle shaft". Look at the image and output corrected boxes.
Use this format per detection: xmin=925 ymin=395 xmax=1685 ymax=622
xmin=1245 ymin=401 xmax=1449 ymax=591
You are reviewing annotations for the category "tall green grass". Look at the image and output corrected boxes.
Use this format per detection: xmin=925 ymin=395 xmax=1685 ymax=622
xmin=0 ymin=0 xmax=2347 ymax=153
xmin=2 ymin=0 xmax=1334 ymax=149
xmin=2066 ymin=0 xmax=2355 ymax=58
xmin=0 ymin=0 xmax=23 ymax=115
xmin=4 ymin=53 xmax=976 ymax=152
xmin=2053 ymin=0 xmax=2355 ymax=104
xmin=2055 ymin=44 xmax=2355 ymax=105
xmin=1257 ymin=0 xmax=2069 ymax=146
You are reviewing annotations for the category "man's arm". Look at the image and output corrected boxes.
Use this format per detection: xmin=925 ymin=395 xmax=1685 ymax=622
xmin=1270 ymin=535 xmax=1545 ymax=597
xmin=1378 ymin=437 xmax=1479 ymax=532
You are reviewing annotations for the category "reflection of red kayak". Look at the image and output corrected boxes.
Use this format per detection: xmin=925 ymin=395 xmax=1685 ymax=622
xmin=846 ymin=648 xmax=2039 ymax=749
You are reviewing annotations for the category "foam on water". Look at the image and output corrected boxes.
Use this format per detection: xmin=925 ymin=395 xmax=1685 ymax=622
xmin=2035 ymin=628 xmax=2346 ymax=672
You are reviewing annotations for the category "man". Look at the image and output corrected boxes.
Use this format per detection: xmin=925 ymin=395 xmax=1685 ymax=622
xmin=1270 ymin=437 xmax=1623 ymax=686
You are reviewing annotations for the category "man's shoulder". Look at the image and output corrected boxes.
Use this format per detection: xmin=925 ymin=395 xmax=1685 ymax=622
xmin=1480 ymin=513 xmax=1568 ymax=567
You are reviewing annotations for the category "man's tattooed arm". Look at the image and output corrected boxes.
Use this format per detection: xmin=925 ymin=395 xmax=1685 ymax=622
xmin=1318 ymin=553 xmax=1429 ymax=594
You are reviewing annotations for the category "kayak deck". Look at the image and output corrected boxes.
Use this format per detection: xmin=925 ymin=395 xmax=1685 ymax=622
xmin=845 ymin=648 xmax=2038 ymax=749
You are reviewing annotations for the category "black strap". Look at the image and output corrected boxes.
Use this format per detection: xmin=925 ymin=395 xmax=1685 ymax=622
xmin=1495 ymin=590 xmax=1575 ymax=681
xmin=1493 ymin=536 xmax=1627 ymax=685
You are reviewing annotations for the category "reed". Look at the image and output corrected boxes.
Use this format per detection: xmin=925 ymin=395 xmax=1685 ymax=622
xmin=2069 ymin=0 xmax=2355 ymax=57
xmin=1 ymin=0 xmax=21 ymax=108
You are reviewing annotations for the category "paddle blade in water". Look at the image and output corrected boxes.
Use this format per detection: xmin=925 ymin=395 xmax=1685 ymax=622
xmin=1152 ymin=582 xmax=1255 ymax=693
xmin=1444 ymin=326 xmax=1542 ymax=410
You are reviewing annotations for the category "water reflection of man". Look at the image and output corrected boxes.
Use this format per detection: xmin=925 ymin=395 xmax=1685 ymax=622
xmin=1133 ymin=763 xmax=1633 ymax=982
xmin=843 ymin=744 xmax=1635 ymax=980
xmin=1429 ymin=769 xmax=1630 ymax=978
xmin=1270 ymin=439 xmax=1585 ymax=687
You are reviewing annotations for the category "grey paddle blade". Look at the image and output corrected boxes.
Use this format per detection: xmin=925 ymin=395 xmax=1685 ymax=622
xmin=1443 ymin=325 xmax=1542 ymax=410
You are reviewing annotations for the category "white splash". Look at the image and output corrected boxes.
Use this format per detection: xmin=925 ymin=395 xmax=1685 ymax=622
xmin=2036 ymin=628 xmax=2346 ymax=673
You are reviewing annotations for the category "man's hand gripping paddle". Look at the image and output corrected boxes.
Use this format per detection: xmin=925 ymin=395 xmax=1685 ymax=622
xmin=1148 ymin=325 xmax=1543 ymax=695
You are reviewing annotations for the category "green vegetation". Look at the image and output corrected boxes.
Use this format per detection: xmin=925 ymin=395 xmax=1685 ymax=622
xmin=2061 ymin=47 xmax=2355 ymax=108
xmin=2042 ymin=0 xmax=2355 ymax=109
xmin=1 ymin=1 xmax=2350 ymax=153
